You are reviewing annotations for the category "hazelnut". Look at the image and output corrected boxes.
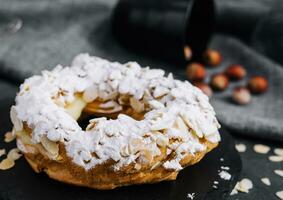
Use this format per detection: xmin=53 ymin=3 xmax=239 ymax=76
xmin=210 ymin=73 xmax=229 ymax=91
xmin=186 ymin=62 xmax=206 ymax=81
xmin=193 ymin=82 xmax=213 ymax=97
xmin=232 ymin=87 xmax=251 ymax=105
xmin=225 ymin=64 xmax=247 ymax=80
xmin=203 ymin=49 xmax=222 ymax=66
xmin=247 ymin=76 xmax=268 ymax=94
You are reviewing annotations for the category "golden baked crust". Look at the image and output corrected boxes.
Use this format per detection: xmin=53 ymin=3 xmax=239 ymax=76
xmin=15 ymin=92 xmax=219 ymax=190
xmin=23 ymin=138 xmax=217 ymax=189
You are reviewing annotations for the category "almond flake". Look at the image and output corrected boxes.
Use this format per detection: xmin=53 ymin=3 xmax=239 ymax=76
xmin=261 ymin=177 xmax=271 ymax=186
xmin=82 ymin=86 xmax=98 ymax=103
xmin=274 ymin=169 xmax=283 ymax=177
xmin=276 ymin=191 xmax=283 ymax=200
xmin=274 ymin=148 xmax=283 ymax=156
xmin=0 ymin=149 xmax=6 ymax=157
xmin=0 ymin=158 xmax=15 ymax=170
xmin=218 ymin=170 xmax=231 ymax=180
xmin=40 ymin=135 xmax=59 ymax=158
xmin=129 ymin=97 xmax=144 ymax=113
xmin=4 ymin=131 xmax=16 ymax=143
xmin=269 ymin=155 xmax=283 ymax=162
xmin=235 ymin=178 xmax=253 ymax=193
xmin=148 ymin=100 xmax=164 ymax=109
xmin=235 ymin=143 xmax=246 ymax=152
xmin=150 ymin=161 xmax=161 ymax=170
xmin=175 ymin=117 xmax=188 ymax=133
xmin=156 ymin=135 xmax=169 ymax=147
xmin=139 ymin=149 xmax=153 ymax=163
xmin=120 ymin=145 xmax=131 ymax=157
xmin=230 ymin=188 xmax=238 ymax=195
xmin=10 ymin=106 xmax=23 ymax=132
xmin=7 ymin=148 xmax=22 ymax=161
xmin=253 ymin=144 xmax=270 ymax=154
xmin=134 ymin=163 xmax=141 ymax=170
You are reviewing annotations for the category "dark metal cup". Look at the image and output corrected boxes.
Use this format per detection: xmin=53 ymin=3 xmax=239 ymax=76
xmin=112 ymin=0 xmax=215 ymax=64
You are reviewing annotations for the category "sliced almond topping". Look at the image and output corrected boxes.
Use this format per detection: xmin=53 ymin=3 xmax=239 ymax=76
xmin=253 ymin=144 xmax=270 ymax=154
xmin=0 ymin=149 xmax=6 ymax=157
xmin=153 ymin=86 xmax=169 ymax=98
xmin=7 ymin=148 xmax=22 ymax=161
xmin=99 ymin=100 xmax=117 ymax=109
xmin=274 ymin=169 xmax=283 ymax=177
xmin=134 ymin=163 xmax=141 ymax=170
xmin=235 ymin=143 xmax=246 ymax=153
xmin=175 ymin=117 xmax=188 ymax=133
xmin=261 ymin=177 xmax=271 ymax=186
xmin=4 ymin=131 xmax=16 ymax=143
xmin=40 ymin=135 xmax=59 ymax=158
xmin=25 ymin=145 xmax=37 ymax=154
xmin=10 ymin=106 xmax=23 ymax=132
xmin=130 ymin=97 xmax=144 ymax=113
xmin=274 ymin=148 xmax=283 ymax=156
xmin=143 ymin=149 xmax=153 ymax=163
xmin=148 ymin=100 xmax=164 ymax=109
xmin=180 ymin=113 xmax=203 ymax=138
xmin=131 ymin=138 xmax=143 ymax=146
xmin=139 ymin=149 xmax=153 ymax=163
xmin=0 ymin=158 xmax=15 ymax=170
xmin=53 ymin=98 xmax=65 ymax=107
xmin=150 ymin=161 xmax=161 ymax=170
xmin=276 ymin=191 xmax=283 ymax=200
xmin=86 ymin=122 xmax=96 ymax=131
xmin=156 ymin=135 xmax=169 ymax=147
xmin=120 ymin=145 xmax=131 ymax=157
xmin=118 ymin=94 xmax=130 ymax=105
xmin=82 ymin=86 xmax=98 ymax=103
xmin=269 ymin=155 xmax=283 ymax=162
xmin=65 ymin=97 xmax=87 ymax=120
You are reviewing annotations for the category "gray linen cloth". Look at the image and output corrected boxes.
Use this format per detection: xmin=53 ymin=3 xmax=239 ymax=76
xmin=0 ymin=0 xmax=282 ymax=141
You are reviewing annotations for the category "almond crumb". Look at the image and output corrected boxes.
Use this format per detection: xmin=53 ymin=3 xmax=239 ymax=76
xmin=187 ymin=192 xmax=195 ymax=200
xmin=276 ymin=191 xmax=283 ymax=200
xmin=0 ymin=149 xmax=6 ymax=157
xmin=230 ymin=188 xmax=238 ymax=195
xmin=274 ymin=148 xmax=283 ymax=156
xmin=7 ymin=148 xmax=22 ymax=161
xmin=235 ymin=143 xmax=246 ymax=152
xmin=218 ymin=170 xmax=231 ymax=180
xmin=261 ymin=177 xmax=271 ymax=186
xmin=253 ymin=144 xmax=270 ymax=154
xmin=0 ymin=158 xmax=15 ymax=170
xmin=269 ymin=155 xmax=283 ymax=162
xmin=234 ymin=178 xmax=253 ymax=193
xmin=4 ymin=131 xmax=16 ymax=143
xmin=274 ymin=169 xmax=283 ymax=177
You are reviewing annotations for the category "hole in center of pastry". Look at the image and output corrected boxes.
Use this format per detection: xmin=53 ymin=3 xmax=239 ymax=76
xmin=64 ymin=93 xmax=146 ymax=131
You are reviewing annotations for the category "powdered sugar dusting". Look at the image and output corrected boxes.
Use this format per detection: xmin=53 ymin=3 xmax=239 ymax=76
xmin=11 ymin=54 xmax=220 ymax=171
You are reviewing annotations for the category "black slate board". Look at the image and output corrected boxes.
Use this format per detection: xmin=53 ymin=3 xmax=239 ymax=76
xmin=0 ymin=99 xmax=242 ymax=200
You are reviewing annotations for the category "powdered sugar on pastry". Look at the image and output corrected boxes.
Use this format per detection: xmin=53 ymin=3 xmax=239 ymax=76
xmin=11 ymin=54 xmax=220 ymax=171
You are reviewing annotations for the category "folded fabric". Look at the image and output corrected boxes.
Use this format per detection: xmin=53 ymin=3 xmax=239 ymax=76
xmin=0 ymin=0 xmax=282 ymax=141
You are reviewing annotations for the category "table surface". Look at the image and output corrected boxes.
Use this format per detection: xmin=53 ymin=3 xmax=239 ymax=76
xmin=0 ymin=80 xmax=282 ymax=200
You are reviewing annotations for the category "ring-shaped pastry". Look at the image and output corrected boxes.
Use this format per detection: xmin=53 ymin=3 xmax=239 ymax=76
xmin=10 ymin=54 xmax=220 ymax=189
